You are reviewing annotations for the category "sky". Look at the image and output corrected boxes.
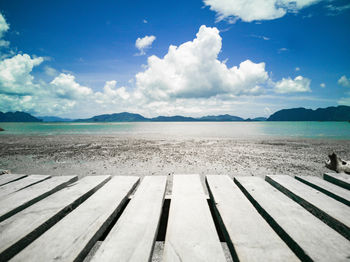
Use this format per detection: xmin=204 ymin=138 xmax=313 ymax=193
xmin=0 ymin=0 xmax=349 ymax=118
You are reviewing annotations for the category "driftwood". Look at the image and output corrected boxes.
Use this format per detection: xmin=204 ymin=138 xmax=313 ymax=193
xmin=326 ymin=153 xmax=350 ymax=174
xmin=0 ymin=170 xmax=10 ymax=175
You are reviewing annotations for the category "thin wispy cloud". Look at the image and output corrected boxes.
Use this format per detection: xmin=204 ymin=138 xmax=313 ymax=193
xmin=278 ymin=47 xmax=288 ymax=53
xmin=326 ymin=3 xmax=350 ymax=15
xmin=250 ymin=34 xmax=270 ymax=40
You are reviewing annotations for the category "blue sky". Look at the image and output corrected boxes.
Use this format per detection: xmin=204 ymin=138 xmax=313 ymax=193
xmin=0 ymin=0 xmax=349 ymax=118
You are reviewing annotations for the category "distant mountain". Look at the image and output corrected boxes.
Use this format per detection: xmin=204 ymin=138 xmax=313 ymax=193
xmin=37 ymin=116 xmax=74 ymax=122
xmin=76 ymin=112 xmax=251 ymax=122
xmin=0 ymin=111 xmax=42 ymax=122
xmin=198 ymin=114 xmax=244 ymax=121
xmin=151 ymin=115 xmax=197 ymax=121
xmin=267 ymin=105 xmax=350 ymax=121
xmin=75 ymin=112 xmax=148 ymax=122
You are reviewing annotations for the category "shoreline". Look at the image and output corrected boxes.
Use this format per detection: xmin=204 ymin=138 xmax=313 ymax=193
xmin=1 ymin=134 xmax=349 ymax=194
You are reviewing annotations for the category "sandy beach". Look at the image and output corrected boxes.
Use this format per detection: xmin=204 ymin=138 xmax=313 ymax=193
xmin=1 ymin=135 xmax=349 ymax=194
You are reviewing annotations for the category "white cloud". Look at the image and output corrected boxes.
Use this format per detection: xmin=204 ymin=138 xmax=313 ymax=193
xmin=338 ymin=75 xmax=350 ymax=88
xmin=295 ymin=67 xmax=300 ymax=71
xmin=0 ymin=40 xmax=9 ymax=48
xmin=0 ymin=54 xmax=44 ymax=95
xmin=50 ymin=73 xmax=93 ymax=99
xmin=44 ymin=66 xmax=58 ymax=77
xmin=251 ymin=34 xmax=270 ymax=40
xmin=0 ymin=13 xmax=9 ymax=38
xmin=320 ymin=83 xmax=326 ymax=88
xmin=326 ymin=4 xmax=350 ymax=15
xmin=274 ymin=76 xmax=311 ymax=93
xmin=143 ymin=19 xmax=148 ymax=24
xmin=203 ymin=0 xmax=322 ymax=22
xmin=0 ymin=13 xmax=10 ymax=48
xmin=278 ymin=47 xmax=288 ymax=53
xmin=135 ymin=25 xmax=268 ymax=101
xmin=94 ymin=80 xmax=130 ymax=104
xmin=135 ymin=35 xmax=156 ymax=55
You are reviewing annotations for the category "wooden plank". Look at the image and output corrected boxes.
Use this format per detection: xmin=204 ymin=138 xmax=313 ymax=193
xmin=11 ymin=176 xmax=139 ymax=262
xmin=90 ymin=176 xmax=167 ymax=262
xmin=266 ymin=175 xmax=350 ymax=240
xmin=0 ymin=175 xmax=111 ymax=261
xmin=0 ymin=176 xmax=77 ymax=222
xmin=235 ymin=176 xmax=350 ymax=262
xmin=323 ymin=172 xmax=350 ymax=190
xmin=0 ymin=174 xmax=27 ymax=186
xmin=163 ymin=175 xmax=226 ymax=262
xmin=0 ymin=175 xmax=51 ymax=199
xmin=295 ymin=175 xmax=350 ymax=206
xmin=206 ymin=175 xmax=298 ymax=262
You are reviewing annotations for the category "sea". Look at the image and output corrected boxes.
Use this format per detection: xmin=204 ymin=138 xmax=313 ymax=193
xmin=0 ymin=122 xmax=349 ymax=140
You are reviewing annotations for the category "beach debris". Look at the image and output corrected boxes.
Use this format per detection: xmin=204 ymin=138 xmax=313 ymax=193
xmin=325 ymin=153 xmax=350 ymax=174
xmin=0 ymin=127 xmax=4 ymax=131
xmin=0 ymin=169 xmax=10 ymax=175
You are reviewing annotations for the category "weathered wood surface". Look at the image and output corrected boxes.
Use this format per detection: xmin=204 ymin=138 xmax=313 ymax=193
xmin=0 ymin=176 xmax=77 ymax=222
xmin=163 ymin=175 xmax=226 ymax=262
xmin=266 ymin=175 xmax=350 ymax=240
xmin=90 ymin=176 xmax=167 ymax=262
xmin=206 ymin=175 xmax=299 ymax=262
xmin=0 ymin=175 xmax=51 ymax=199
xmin=324 ymin=172 xmax=350 ymax=190
xmin=235 ymin=176 xmax=350 ymax=262
xmin=11 ymin=176 xmax=139 ymax=262
xmin=0 ymin=175 xmax=110 ymax=261
xmin=295 ymin=175 xmax=350 ymax=206
xmin=0 ymin=174 xmax=27 ymax=186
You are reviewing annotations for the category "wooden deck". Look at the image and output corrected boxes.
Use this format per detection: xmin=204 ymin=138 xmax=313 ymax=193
xmin=0 ymin=172 xmax=349 ymax=262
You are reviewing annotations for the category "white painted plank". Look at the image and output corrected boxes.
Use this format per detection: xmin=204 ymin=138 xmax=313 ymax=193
xmin=11 ymin=176 xmax=139 ymax=262
xmin=266 ymin=175 xmax=350 ymax=240
xmin=0 ymin=175 xmax=111 ymax=261
xmin=235 ymin=176 xmax=350 ymax=262
xmin=206 ymin=175 xmax=299 ymax=262
xmin=163 ymin=175 xmax=226 ymax=262
xmin=0 ymin=174 xmax=27 ymax=186
xmin=295 ymin=175 xmax=350 ymax=206
xmin=0 ymin=176 xmax=77 ymax=222
xmin=323 ymin=173 xmax=350 ymax=190
xmin=90 ymin=176 xmax=167 ymax=262
xmin=0 ymin=175 xmax=51 ymax=199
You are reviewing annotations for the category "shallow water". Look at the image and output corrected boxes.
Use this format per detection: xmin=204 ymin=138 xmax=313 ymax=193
xmin=0 ymin=121 xmax=349 ymax=139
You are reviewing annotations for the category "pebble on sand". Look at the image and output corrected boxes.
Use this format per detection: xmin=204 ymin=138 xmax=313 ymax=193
xmin=0 ymin=127 xmax=4 ymax=131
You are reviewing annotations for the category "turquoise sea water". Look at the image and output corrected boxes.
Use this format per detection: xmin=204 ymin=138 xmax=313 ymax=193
xmin=0 ymin=122 xmax=349 ymax=139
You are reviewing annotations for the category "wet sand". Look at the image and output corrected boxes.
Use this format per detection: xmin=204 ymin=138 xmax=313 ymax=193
xmin=0 ymin=135 xmax=348 ymax=193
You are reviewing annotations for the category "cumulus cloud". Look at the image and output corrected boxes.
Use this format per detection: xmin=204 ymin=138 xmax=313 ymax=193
xmin=50 ymin=73 xmax=93 ymax=99
xmin=0 ymin=54 xmax=44 ymax=95
xmin=0 ymin=13 xmax=10 ymax=47
xmin=274 ymin=76 xmax=311 ymax=93
xmin=95 ymin=80 xmax=130 ymax=104
xmin=203 ymin=0 xmax=322 ymax=22
xmin=338 ymin=75 xmax=350 ymax=88
xmin=320 ymin=83 xmax=325 ymax=88
xmin=135 ymin=25 xmax=268 ymax=101
xmin=135 ymin=35 xmax=156 ymax=55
